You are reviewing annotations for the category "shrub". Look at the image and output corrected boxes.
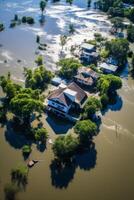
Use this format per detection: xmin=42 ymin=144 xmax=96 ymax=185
xmin=22 ymin=145 xmax=32 ymax=155
xmin=26 ymin=17 xmax=34 ymax=24
xmin=35 ymin=55 xmax=43 ymax=65
xmin=34 ymin=127 xmax=48 ymax=143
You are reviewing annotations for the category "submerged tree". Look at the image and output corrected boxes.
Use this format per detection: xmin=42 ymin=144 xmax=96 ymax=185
xmin=97 ymin=74 xmax=122 ymax=96
xmin=82 ymin=97 xmax=102 ymax=119
xmin=10 ymin=88 xmax=43 ymax=124
xmin=4 ymin=183 xmax=19 ymax=200
xmin=52 ymin=134 xmax=78 ymax=161
xmin=24 ymin=66 xmax=53 ymax=90
xmin=40 ymin=0 xmax=47 ymax=15
xmin=74 ymin=120 xmax=97 ymax=143
xmin=58 ymin=57 xmax=81 ymax=79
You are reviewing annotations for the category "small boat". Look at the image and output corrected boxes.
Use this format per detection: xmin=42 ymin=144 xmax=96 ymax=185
xmin=27 ymin=160 xmax=39 ymax=168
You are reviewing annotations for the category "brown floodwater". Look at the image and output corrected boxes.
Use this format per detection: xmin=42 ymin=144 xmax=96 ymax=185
xmin=0 ymin=0 xmax=134 ymax=200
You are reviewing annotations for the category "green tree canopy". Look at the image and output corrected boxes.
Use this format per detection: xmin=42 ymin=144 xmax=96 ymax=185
xmin=24 ymin=66 xmax=53 ymax=90
xmin=58 ymin=58 xmax=81 ymax=79
xmin=83 ymin=97 xmax=102 ymax=119
xmin=40 ymin=0 xmax=47 ymax=15
xmin=105 ymin=38 xmax=129 ymax=66
xmin=34 ymin=127 xmax=48 ymax=143
xmin=0 ymin=72 xmax=21 ymax=100
xmin=97 ymin=74 xmax=122 ymax=96
xmin=10 ymin=88 xmax=43 ymax=124
xmin=52 ymin=134 xmax=78 ymax=160
xmin=74 ymin=119 xmax=97 ymax=143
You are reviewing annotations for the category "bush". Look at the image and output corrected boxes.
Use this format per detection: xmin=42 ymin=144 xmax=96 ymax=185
xmin=22 ymin=145 xmax=32 ymax=155
xmin=87 ymin=39 xmax=97 ymax=46
xmin=26 ymin=17 xmax=34 ymax=24
xmin=35 ymin=55 xmax=43 ymax=65
xmin=94 ymin=33 xmax=104 ymax=42
xmin=100 ymin=49 xmax=109 ymax=59
xmin=34 ymin=127 xmax=48 ymax=143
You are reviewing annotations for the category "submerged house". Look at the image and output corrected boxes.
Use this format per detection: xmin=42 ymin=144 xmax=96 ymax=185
xmin=99 ymin=62 xmax=118 ymax=74
xmin=80 ymin=43 xmax=99 ymax=63
xmin=47 ymin=82 xmax=87 ymax=120
xmin=74 ymin=66 xmax=99 ymax=87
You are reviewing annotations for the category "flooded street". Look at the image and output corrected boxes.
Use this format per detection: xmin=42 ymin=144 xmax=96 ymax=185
xmin=0 ymin=0 xmax=134 ymax=200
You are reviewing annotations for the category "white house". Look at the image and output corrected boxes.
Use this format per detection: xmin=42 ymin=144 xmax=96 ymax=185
xmin=47 ymin=82 xmax=87 ymax=118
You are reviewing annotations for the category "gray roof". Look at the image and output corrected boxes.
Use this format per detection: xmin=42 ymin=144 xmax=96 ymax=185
xmin=81 ymin=43 xmax=95 ymax=51
xmin=100 ymin=62 xmax=118 ymax=72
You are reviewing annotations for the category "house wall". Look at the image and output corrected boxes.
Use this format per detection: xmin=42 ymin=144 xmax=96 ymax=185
xmin=48 ymin=99 xmax=69 ymax=113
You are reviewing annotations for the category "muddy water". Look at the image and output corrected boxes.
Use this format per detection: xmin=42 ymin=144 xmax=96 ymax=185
xmin=0 ymin=1 xmax=134 ymax=200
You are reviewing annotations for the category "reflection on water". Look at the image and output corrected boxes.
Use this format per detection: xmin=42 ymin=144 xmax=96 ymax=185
xmin=0 ymin=0 xmax=134 ymax=200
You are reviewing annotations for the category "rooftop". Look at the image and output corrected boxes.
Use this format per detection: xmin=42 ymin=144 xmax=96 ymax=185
xmin=48 ymin=82 xmax=87 ymax=106
xmin=75 ymin=73 xmax=94 ymax=86
xmin=78 ymin=66 xmax=99 ymax=79
xmin=81 ymin=43 xmax=95 ymax=51
xmin=99 ymin=62 xmax=118 ymax=72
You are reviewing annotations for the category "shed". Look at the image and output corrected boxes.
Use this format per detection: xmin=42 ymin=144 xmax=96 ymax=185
xmin=51 ymin=77 xmax=62 ymax=86
xmin=99 ymin=62 xmax=118 ymax=74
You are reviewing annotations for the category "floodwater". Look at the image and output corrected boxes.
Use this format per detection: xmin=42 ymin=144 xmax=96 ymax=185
xmin=0 ymin=0 xmax=134 ymax=200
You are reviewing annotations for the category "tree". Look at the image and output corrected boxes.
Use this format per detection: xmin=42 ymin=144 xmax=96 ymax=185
xmin=22 ymin=145 xmax=32 ymax=155
xmin=40 ymin=0 xmax=47 ymax=15
xmin=11 ymin=165 xmax=28 ymax=186
xmin=66 ymin=0 xmax=73 ymax=6
xmin=105 ymin=38 xmax=129 ymax=66
xmin=52 ymin=134 xmax=78 ymax=161
xmin=58 ymin=58 xmax=81 ymax=79
xmin=111 ymin=17 xmax=124 ymax=32
xmin=24 ymin=66 xmax=53 ymax=90
xmin=127 ymin=24 xmax=134 ymax=42
xmin=87 ymin=0 xmax=91 ymax=8
xmin=74 ymin=120 xmax=97 ymax=143
xmin=10 ymin=88 xmax=43 ymax=124
xmin=97 ymin=74 xmax=122 ymax=96
xmin=34 ymin=127 xmax=48 ymax=143
xmin=83 ymin=97 xmax=102 ymax=119
xmin=0 ymin=73 xmax=21 ymax=101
